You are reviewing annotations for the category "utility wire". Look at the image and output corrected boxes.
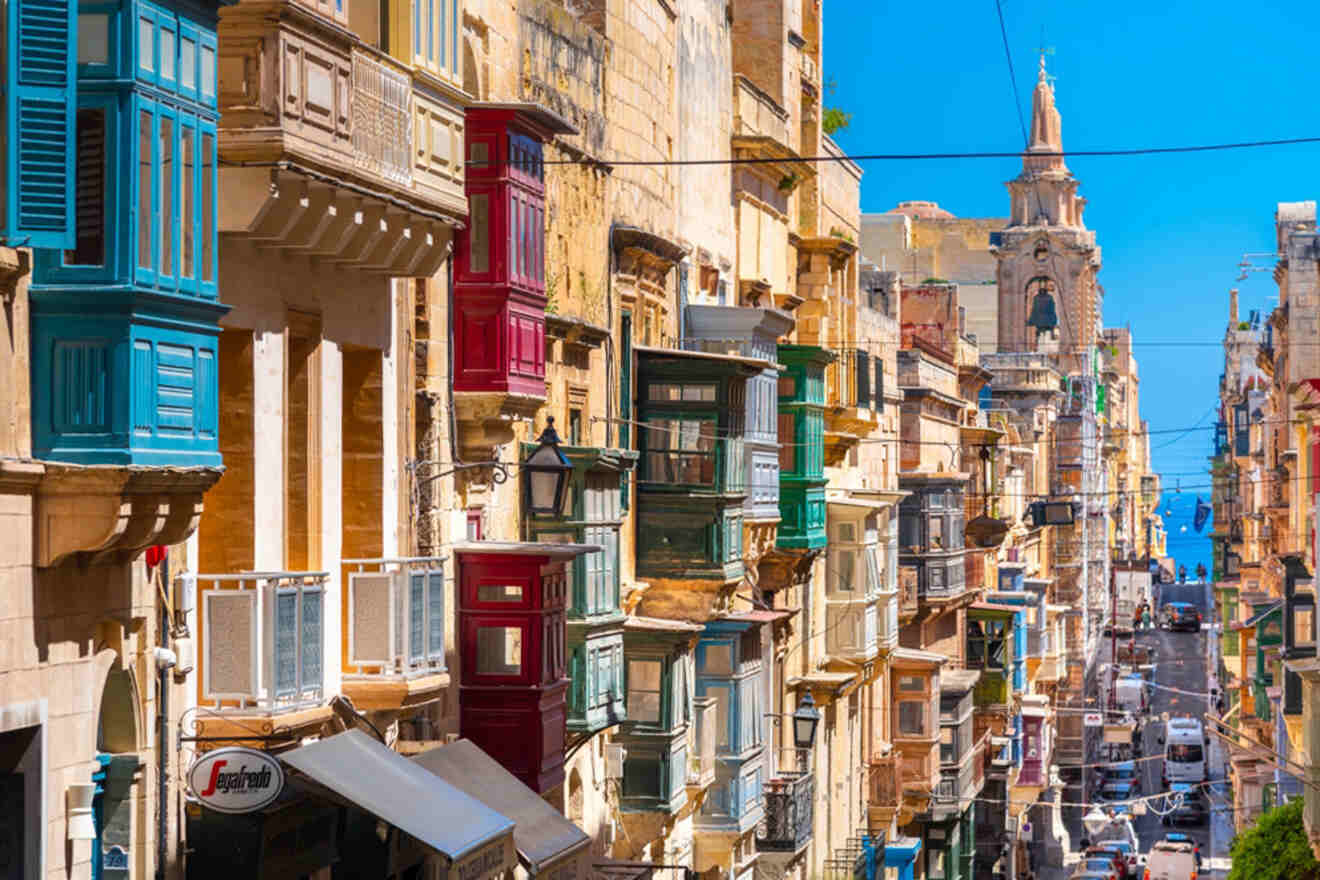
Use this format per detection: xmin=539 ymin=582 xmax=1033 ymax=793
xmin=538 ymin=136 xmax=1320 ymax=167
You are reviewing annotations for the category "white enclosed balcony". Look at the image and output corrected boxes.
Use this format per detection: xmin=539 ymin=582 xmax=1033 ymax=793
xmin=341 ymin=556 xmax=450 ymax=711
xmin=193 ymin=570 xmax=330 ymax=714
xmin=825 ymin=497 xmax=896 ymax=660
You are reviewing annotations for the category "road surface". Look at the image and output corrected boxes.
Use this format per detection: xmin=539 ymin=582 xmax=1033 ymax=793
xmin=1057 ymin=580 xmax=1232 ymax=877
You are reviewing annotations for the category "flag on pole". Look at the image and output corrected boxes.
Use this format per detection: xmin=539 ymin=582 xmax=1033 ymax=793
xmin=1193 ymin=496 xmax=1212 ymax=533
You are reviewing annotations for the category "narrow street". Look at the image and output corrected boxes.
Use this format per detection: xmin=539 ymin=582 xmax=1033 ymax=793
xmin=1059 ymin=581 xmax=1233 ymax=876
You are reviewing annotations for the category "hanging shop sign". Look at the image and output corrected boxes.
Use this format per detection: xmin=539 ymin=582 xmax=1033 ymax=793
xmin=1082 ymin=712 xmax=1104 ymax=728
xmin=187 ymin=747 xmax=285 ymax=814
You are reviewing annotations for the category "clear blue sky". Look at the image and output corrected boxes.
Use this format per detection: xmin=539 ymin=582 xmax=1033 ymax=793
xmin=825 ymin=0 xmax=1320 ymax=569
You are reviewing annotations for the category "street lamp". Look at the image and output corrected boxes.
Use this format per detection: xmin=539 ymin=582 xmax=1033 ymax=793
xmin=524 ymin=418 xmax=573 ymax=516
xmin=792 ymin=693 xmax=821 ymax=750
xmin=1082 ymin=806 xmax=1111 ymax=838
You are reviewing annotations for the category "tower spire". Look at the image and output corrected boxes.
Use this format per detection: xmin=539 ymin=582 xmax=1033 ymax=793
xmin=1025 ymin=54 xmax=1067 ymax=172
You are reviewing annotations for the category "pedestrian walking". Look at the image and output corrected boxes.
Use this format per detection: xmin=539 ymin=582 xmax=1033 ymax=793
xmin=1142 ymin=603 xmax=1152 ymax=631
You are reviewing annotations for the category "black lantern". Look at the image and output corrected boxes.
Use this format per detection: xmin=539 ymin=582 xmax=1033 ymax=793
xmin=524 ymin=418 xmax=573 ymax=516
xmin=791 ymin=692 xmax=821 ymax=750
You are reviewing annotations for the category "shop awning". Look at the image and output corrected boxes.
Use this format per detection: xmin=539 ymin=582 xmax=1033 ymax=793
xmin=280 ymin=730 xmax=515 ymax=867
xmin=413 ymin=739 xmax=590 ymax=875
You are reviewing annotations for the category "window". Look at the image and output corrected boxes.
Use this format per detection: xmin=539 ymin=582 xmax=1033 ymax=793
xmin=476 ymin=626 xmax=522 ymax=675
xmin=643 ymin=417 xmax=716 ymax=484
xmin=628 ymin=659 xmax=664 ymax=724
xmin=778 ymin=412 xmax=796 ymax=472
xmin=940 ymin=725 xmax=955 ymax=764
xmin=65 ymin=109 xmax=106 ymax=266
xmin=138 ymin=110 xmax=152 ymax=269
xmin=967 ymin=619 xmax=1007 ymax=669
xmin=180 ymin=124 xmax=194 ymax=279
xmin=569 ymin=408 xmax=582 ymax=444
xmin=648 ymin=383 xmax=716 ymax=402
xmin=476 ymin=584 xmax=522 ymax=602
xmin=898 ymin=674 xmax=925 ymax=692
xmin=865 ymin=546 xmax=883 ymax=594
xmin=701 ymin=644 xmax=733 ymax=675
xmin=466 ymin=508 xmax=483 ymax=540
xmin=159 ymin=114 xmax=174 ymax=277
xmin=201 ymin=131 xmax=214 ymax=283
xmin=898 ymin=700 xmax=925 ymax=736
xmin=830 ymin=547 xmax=857 ymax=593
xmin=1168 ymin=744 xmax=1203 ymax=763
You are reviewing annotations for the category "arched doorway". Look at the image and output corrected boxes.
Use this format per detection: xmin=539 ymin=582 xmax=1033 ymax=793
xmin=97 ymin=666 xmax=139 ymax=754
xmin=94 ymin=666 xmax=141 ymax=880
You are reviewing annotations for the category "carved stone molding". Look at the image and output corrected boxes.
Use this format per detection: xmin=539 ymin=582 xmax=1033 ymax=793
xmin=34 ymin=464 xmax=223 ymax=568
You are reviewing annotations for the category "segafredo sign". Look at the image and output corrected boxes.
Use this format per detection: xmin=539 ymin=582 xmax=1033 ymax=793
xmin=188 ymin=747 xmax=284 ymax=813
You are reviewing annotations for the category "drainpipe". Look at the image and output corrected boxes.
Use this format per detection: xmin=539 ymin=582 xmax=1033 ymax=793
xmin=157 ymin=558 xmax=170 ymax=880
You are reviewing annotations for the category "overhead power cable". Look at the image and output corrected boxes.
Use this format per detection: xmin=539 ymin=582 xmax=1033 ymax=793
xmin=538 ymin=136 xmax=1320 ymax=167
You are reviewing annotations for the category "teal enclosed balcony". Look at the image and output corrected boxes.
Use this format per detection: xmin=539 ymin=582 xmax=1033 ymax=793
xmin=635 ymin=347 xmax=770 ymax=585
xmin=775 ymin=345 xmax=833 ymax=551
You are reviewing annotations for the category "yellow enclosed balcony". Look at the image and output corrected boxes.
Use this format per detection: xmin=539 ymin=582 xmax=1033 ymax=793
xmin=217 ymin=0 xmax=467 ymax=276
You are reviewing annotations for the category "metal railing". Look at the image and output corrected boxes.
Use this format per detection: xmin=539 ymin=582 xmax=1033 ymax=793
xmin=352 ymin=49 xmax=413 ymax=186
xmin=687 ymin=696 xmax=718 ymax=789
xmin=756 ymin=770 xmax=815 ymax=852
xmin=192 ymin=570 xmax=330 ymax=712
xmin=343 ymin=557 xmax=447 ymax=678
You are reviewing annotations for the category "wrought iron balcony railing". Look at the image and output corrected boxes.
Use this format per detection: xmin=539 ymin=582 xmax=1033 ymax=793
xmin=756 ymin=771 xmax=815 ymax=853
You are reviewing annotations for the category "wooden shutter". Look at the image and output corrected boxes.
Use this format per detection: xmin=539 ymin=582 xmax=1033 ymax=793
xmin=874 ymin=357 xmax=884 ymax=412
xmin=5 ymin=0 xmax=76 ymax=248
xmin=855 ymin=351 xmax=870 ymax=405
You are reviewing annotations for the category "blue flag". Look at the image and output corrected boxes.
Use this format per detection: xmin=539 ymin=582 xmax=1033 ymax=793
xmin=1193 ymin=496 xmax=1212 ymax=533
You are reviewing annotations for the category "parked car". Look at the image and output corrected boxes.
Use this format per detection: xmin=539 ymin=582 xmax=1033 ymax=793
xmin=1103 ymin=761 xmax=1141 ymax=793
xmin=1084 ymin=845 xmax=1130 ymax=879
xmin=1143 ymin=839 xmax=1198 ymax=879
xmin=1071 ymin=857 xmax=1120 ymax=879
xmin=1100 ymin=778 xmax=1137 ymax=804
xmin=1161 ymin=833 xmax=1202 ymax=869
xmin=1160 ymin=783 xmax=1209 ymax=826
xmin=1104 ymin=839 xmax=1141 ymax=877
xmin=1162 ymin=602 xmax=1202 ymax=632
xmin=1071 ymin=871 xmax=1118 ymax=880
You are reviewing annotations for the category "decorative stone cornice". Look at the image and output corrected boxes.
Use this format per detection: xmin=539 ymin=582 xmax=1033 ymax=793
xmin=32 ymin=463 xmax=223 ymax=568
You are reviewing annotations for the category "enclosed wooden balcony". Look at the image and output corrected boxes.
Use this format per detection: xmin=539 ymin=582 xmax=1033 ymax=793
xmin=340 ymin=556 xmax=449 ymax=712
xmin=191 ymin=570 xmax=334 ymax=741
xmin=217 ymin=0 xmax=466 ymax=276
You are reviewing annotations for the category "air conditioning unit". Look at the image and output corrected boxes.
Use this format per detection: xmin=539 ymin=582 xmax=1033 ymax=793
xmin=604 ymin=744 xmax=626 ymax=780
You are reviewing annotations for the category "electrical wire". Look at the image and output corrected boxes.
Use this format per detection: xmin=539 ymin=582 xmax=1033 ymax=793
xmin=532 ymin=137 xmax=1320 ymax=167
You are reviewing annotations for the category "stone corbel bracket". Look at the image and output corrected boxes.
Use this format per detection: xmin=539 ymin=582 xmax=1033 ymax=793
xmin=33 ymin=463 xmax=224 ymax=568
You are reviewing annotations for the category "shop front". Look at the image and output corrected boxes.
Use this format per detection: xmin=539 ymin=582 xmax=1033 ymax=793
xmin=186 ymin=730 xmax=521 ymax=880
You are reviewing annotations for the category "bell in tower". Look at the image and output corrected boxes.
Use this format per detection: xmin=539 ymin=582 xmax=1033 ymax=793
xmin=1027 ymin=290 xmax=1058 ymax=332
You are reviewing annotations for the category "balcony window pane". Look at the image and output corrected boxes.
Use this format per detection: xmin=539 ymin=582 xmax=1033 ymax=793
xmin=409 ymin=573 xmax=425 ymax=662
xmin=159 ymin=116 xmax=173 ymax=276
xmin=181 ymin=37 xmax=195 ymax=90
xmin=643 ymin=418 xmax=715 ymax=484
xmin=628 ymin=659 xmax=663 ymax=724
xmin=477 ymin=584 xmax=523 ymax=602
xmin=898 ymin=675 xmax=924 ymax=692
xmin=139 ymin=18 xmax=153 ymax=72
xmin=711 ymin=686 xmax=730 ymax=749
xmin=161 ymin=28 xmax=175 ymax=80
xmin=275 ymin=591 xmax=298 ymax=697
xmin=865 ymin=546 xmax=883 ymax=594
xmin=301 ymin=590 xmax=322 ymax=693
xmin=940 ymin=725 xmax=954 ymax=763
xmin=65 ymin=109 xmax=106 ymax=266
xmin=201 ymin=45 xmax=215 ymax=96
xmin=450 ymin=0 xmax=459 ymax=75
xmin=831 ymin=548 xmax=855 ymax=593
xmin=778 ymin=413 xmax=795 ymax=472
xmin=476 ymin=626 xmax=522 ymax=675
xmin=78 ymin=14 xmax=109 ymax=64
xmin=201 ymin=133 xmax=214 ymax=281
xmin=138 ymin=110 xmax=152 ymax=268
xmin=702 ymin=644 xmax=732 ymax=675
xmin=898 ymin=700 xmax=925 ymax=736
xmin=427 ymin=570 xmax=445 ymax=659
xmin=181 ymin=126 xmax=194 ymax=278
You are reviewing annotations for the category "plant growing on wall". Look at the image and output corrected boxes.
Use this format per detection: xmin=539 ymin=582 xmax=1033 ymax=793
xmin=822 ymin=77 xmax=852 ymax=136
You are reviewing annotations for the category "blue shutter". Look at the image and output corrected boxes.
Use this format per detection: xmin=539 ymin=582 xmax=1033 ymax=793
xmin=300 ymin=589 xmax=322 ymax=696
xmin=408 ymin=572 xmax=425 ymax=663
xmin=426 ymin=568 xmax=445 ymax=662
xmin=5 ymin=0 xmax=76 ymax=248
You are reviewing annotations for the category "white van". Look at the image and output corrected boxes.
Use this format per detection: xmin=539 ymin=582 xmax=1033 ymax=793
xmin=1162 ymin=717 xmax=1207 ymax=785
